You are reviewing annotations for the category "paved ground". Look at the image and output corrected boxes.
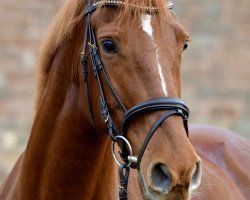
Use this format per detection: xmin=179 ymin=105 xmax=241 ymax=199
xmin=0 ymin=0 xmax=250 ymax=183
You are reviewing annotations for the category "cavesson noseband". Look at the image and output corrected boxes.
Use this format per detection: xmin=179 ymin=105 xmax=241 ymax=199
xmin=81 ymin=1 xmax=189 ymax=199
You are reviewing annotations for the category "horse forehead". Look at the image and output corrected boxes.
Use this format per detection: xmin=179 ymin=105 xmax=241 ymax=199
xmin=92 ymin=8 xmax=181 ymax=45
xmin=92 ymin=8 xmax=171 ymax=34
xmin=91 ymin=7 xmax=118 ymax=26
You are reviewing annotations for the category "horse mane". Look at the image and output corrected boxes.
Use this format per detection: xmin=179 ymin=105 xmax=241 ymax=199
xmin=35 ymin=0 xmax=85 ymax=110
xmin=34 ymin=0 xmax=169 ymax=110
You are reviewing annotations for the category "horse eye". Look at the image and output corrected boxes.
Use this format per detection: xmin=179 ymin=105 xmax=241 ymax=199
xmin=183 ymin=43 xmax=188 ymax=51
xmin=101 ymin=39 xmax=118 ymax=53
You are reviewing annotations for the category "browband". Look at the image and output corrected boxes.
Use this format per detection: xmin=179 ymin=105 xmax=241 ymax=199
xmin=86 ymin=0 xmax=174 ymax=14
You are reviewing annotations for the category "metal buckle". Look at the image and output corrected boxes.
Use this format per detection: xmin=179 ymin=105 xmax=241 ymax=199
xmin=111 ymin=135 xmax=137 ymax=168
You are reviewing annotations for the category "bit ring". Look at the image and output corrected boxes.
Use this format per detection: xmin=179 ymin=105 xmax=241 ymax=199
xmin=111 ymin=135 xmax=137 ymax=168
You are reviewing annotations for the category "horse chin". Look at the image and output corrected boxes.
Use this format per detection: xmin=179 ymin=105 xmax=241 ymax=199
xmin=138 ymin=170 xmax=192 ymax=200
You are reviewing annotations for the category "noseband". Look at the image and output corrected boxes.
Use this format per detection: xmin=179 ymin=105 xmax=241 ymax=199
xmin=81 ymin=1 xmax=189 ymax=199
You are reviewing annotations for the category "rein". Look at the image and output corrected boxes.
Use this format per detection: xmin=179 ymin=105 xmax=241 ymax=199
xmin=80 ymin=1 xmax=189 ymax=199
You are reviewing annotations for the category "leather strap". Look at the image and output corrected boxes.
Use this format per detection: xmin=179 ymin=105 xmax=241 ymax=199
xmin=119 ymin=97 xmax=189 ymax=169
xmin=122 ymin=97 xmax=189 ymax=135
xmin=81 ymin=3 xmax=96 ymax=127
xmin=136 ymin=110 xmax=185 ymax=169
xmin=118 ymin=164 xmax=130 ymax=200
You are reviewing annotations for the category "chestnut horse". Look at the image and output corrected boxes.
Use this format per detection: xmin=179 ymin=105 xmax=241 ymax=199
xmin=0 ymin=0 xmax=250 ymax=199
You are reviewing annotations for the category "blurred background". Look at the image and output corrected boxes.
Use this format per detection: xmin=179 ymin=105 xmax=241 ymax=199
xmin=0 ymin=0 xmax=249 ymax=183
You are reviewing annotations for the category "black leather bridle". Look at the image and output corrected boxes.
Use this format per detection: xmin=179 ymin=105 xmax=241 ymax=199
xmin=81 ymin=1 xmax=189 ymax=199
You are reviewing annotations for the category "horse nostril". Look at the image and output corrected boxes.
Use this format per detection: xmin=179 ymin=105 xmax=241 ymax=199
xmin=190 ymin=160 xmax=202 ymax=190
xmin=150 ymin=163 xmax=172 ymax=193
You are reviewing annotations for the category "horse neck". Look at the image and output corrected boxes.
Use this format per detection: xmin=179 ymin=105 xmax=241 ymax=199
xmin=15 ymin=23 xmax=118 ymax=200
xmin=20 ymin=125 xmax=117 ymax=200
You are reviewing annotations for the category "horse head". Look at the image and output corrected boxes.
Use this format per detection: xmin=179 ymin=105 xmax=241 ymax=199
xmin=82 ymin=0 xmax=202 ymax=199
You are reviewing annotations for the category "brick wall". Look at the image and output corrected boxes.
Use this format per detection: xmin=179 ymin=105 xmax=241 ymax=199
xmin=0 ymin=0 xmax=64 ymax=183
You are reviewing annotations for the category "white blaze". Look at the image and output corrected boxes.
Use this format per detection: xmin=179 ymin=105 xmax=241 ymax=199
xmin=141 ymin=14 xmax=168 ymax=96
xmin=141 ymin=14 xmax=153 ymax=37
